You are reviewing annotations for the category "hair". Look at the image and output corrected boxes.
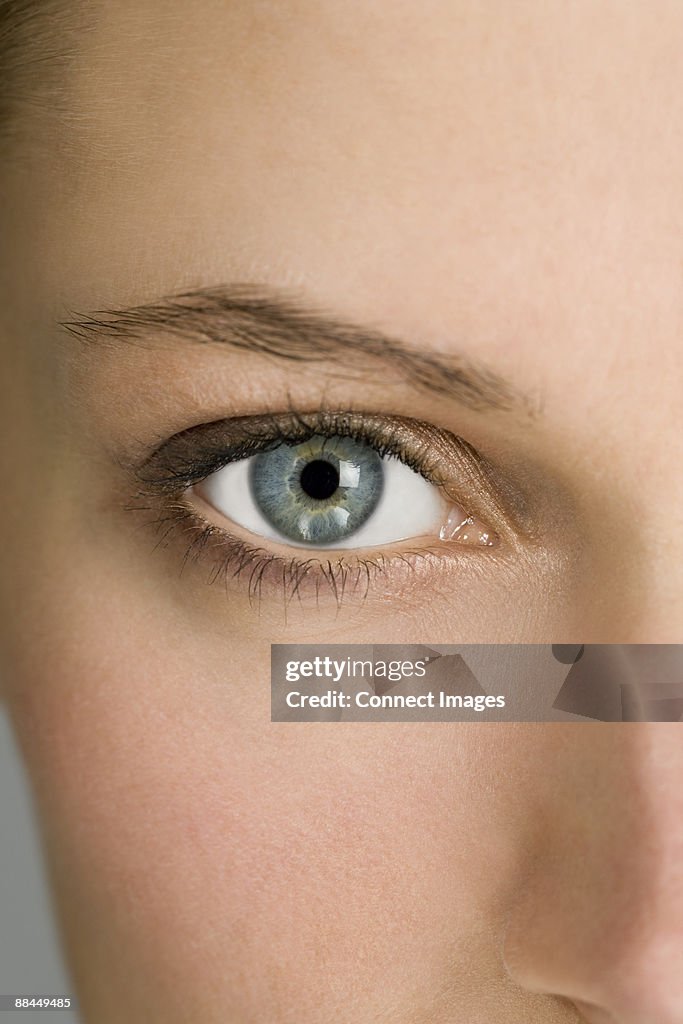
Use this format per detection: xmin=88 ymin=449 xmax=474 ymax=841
xmin=1 ymin=1 xmax=42 ymax=132
xmin=0 ymin=0 xmax=81 ymax=145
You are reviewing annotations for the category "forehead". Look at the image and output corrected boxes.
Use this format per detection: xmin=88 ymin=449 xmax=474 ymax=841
xmin=8 ymin=0 xmax=683 ymax=380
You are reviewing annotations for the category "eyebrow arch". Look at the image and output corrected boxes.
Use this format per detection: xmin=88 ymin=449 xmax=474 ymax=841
xmin=60 ymin=284 xmax=533 ymax=414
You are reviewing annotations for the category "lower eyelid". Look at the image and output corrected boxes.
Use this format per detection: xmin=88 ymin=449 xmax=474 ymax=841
xmin=151 ymin=501 xmax=500 ymax=606
xmin=123 ymin=483 xmax=509 ymax=614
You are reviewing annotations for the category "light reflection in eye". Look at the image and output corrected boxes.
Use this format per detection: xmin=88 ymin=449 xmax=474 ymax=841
xmin=440 ymin=508 xmax=496 ymax=547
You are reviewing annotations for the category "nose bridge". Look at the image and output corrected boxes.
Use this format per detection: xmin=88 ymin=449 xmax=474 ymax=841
xmin=635 ymin=462 xmax=683 ymax=643
xmin=598 ymin=396 xmax=683 ymax=643
xmin=632 ymin=725 xmax=683 ymax=920
xmin=629 ymin=555 xmax=683 ymax=642
xmin=590 ymin=725 xmax=683 ymax=1019
xmin=504 ymin=724 xmax=683 ymax=1020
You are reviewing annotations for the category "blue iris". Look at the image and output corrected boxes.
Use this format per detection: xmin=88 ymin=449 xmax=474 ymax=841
xmin=249 ymin=434 xmax=384 ymax=545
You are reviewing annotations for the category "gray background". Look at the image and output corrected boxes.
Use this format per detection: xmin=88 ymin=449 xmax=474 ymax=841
xmin=0 ymin=709 xmax=79 ymax=1024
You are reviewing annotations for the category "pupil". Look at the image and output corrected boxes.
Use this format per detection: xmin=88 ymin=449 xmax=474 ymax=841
xmin=299 ymin=459 xmax=340 ymax=501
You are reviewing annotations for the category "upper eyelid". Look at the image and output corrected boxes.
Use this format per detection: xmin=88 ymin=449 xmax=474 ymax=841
xmin=131 ymin=407 xmax=518 ymax=539
xmin=136 ymin=409 xmax=465 ymax=488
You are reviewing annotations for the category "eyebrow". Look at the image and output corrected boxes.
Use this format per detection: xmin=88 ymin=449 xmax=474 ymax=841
xmin=60 ymin=284 xmax=532 ymax=414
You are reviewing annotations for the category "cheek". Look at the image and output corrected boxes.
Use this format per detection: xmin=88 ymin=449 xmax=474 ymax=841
xmin=5 ymin=587 xmax=533 ymax=1020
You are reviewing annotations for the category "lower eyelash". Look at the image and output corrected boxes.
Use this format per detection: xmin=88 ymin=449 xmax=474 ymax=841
xmin=125 ymin=496 xmax=437 ymax=611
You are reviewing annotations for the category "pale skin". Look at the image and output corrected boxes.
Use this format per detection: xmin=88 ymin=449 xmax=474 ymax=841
xmin=0 ymin=1 xmax=682 ymax=1021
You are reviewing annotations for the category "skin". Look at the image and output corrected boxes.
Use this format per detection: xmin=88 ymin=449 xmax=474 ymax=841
xmin=0 ymin=1 xmax=682 ymax=1021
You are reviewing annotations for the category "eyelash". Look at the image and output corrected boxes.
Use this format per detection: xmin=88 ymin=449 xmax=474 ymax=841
xmin=126 ymin=407 xmax=504 ymax=607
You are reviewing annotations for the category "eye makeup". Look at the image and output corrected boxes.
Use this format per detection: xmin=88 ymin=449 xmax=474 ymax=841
xmin=125 ymin=406 xmax=517 ymax=606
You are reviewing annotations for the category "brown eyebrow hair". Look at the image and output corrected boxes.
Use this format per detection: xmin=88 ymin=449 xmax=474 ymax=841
xmin=60 ymin=284 xmax=533 ymax=414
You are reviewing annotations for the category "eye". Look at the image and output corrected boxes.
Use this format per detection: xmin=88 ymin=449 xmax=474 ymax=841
xmin=132 ymin=409 xmax=502 ymax=588
xmin=195 ymin=433 xmax=452 ymax=549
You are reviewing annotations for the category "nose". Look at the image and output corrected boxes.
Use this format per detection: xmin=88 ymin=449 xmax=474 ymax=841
xmin=503 ymin=723 xmax=683 ymax=1023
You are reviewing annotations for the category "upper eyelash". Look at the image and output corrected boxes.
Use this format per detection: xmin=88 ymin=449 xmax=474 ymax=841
xmin=132 ymin=406 xmax=491 ymax=508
